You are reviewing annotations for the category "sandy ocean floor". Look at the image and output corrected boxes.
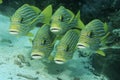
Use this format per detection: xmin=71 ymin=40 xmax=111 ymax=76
xmin=0 ymin=14 xmax=109 ymax=80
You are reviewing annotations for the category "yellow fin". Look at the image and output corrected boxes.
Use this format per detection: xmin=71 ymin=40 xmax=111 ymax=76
xmin=100 ymin=32 xmax=110 ymax=46
xmin=0 ymin=0 xmax=3 ymax=4
xmin=76 ymin=11 xmax=85 ymax=29
xmin=78 ymin=19 xmax=85 ymax=29
xmin=96 ymin=50 xmax=106 ymax=56
xmin=67 ymin=9 xmax=74 ymax=17
xmin=104 ymin=22 xmax=108 ymax=32
xmin=40 ymin=5 xmax=52 ymax=24
xmin=66 ymin=9 xmax=74 ymax=23
xmin=75 ymin=11 xmax=80 ymax=19
xmin=101 ymin=32 xmax=110 ymax=41
xmin=30 ymin=6 xmax=41 ymax=14
xmin=26 ymin=32 xmax=34 ymax=37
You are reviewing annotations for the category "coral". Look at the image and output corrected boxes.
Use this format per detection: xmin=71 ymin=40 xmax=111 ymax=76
xmin=110 ymin=10 xmax=120 ymax=29
xmin=112 ymin=29 xmax=120 ymax=37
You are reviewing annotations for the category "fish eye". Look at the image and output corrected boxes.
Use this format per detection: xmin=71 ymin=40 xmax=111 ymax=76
xmin=20 ymin=18 xmax=24 ymax=23
xmin=87 ymin=31 xmax=94 ymax=38
xmin=44 ymin=40 xmax=46 ymax=44
xmin=66 ymin=18 xmax=70 ymax=21
xmin=41 ymin=39 xmax=46 ymax=45
xmin=64 ymin=46 xmax=69 ymax=52
xmin=59 ymin=15 xmax=64 ymax=22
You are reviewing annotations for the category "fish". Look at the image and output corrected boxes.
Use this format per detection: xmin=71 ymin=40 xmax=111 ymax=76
xmin=77 ymin=19 xmax=109 ymax=56
xmin=9 ymin=4 xmax=52 ymax=36
xmin=54 ymin=29 xmax=80 ymax=64
xmin=31 ymin=24 xmax=56 ymax=59
xmin=50 ymin=6 xmax=75 ymax=35
xmin=9 ymin=4 xmax=41 ymax=36
xmin=50 ymin=6 xmax=84 ymax=36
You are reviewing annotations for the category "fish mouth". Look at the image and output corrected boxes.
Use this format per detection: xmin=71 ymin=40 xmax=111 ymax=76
xmin=77 ymin=43 xmax=87 ymax=49
xmin=50 ymin=27 xmax=60 ymax=32
xmin=54 ymin=60 xmax=65 ymax=64
xmin=31 ymin=53 xmax=44 ymax=59
xmin=9 ymin=29 xmax=19 ymax=35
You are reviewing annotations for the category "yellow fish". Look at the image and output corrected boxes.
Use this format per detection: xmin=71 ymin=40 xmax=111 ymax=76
xmin=77 ymin=19 xmax=109 ymax=56
xmin=50 ymin=6 xmax=84 ymax=36
xmin=9 ymin=4 xmax=41 ymax=36
xmin=50 ymin=6 xmax=74 ymax=35
xmin=54 ymin=29 xmax=80 ymax=64
xmin=31 ymin=24 xmax=56 ymax=59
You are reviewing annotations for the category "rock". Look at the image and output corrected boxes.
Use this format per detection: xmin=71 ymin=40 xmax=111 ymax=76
xmin=15 ymin=54 xmax=31 ymax=67
xmin=17 ymin=54 xmax=26 ymax=63
xmin=14 ymin=59 xmax=23 ymax=68
xmin=25 ymin=62 xmax=31 ymax=67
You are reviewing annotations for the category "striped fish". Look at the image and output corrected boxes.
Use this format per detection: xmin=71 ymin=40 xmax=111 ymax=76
xmin=31 ymin=24 xmax=56 ymax=59
xmin=50 ymin=6 xmax=75 ymax=35
xmin=77 ymin=19 xmax=109 ymax=56
xmin=54 ymin=29 xmax=80 ymax=64
xmin=9 ymin=4 xmax=41 ymax=35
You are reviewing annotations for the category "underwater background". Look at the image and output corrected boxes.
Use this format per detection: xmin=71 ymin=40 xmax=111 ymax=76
xmin=0 ymin=0 xmax=120 ymax=80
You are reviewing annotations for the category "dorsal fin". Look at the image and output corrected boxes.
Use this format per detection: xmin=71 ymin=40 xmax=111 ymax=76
xmin=30 ymin=6 xmax=41 ymax=14
xmin=40 ymin=5 xmax=52 ymax=24
xmin=104 ymin=22 xmax=108 ymax=33
xmin=75 ymin=11 xmax=85 ymax=29
xmin=66 ymin=9 xmax=75 ymax=23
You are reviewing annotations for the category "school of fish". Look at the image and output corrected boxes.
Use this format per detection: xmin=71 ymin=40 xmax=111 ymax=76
xmin=9 ymin=4 xmax=119 ymax=64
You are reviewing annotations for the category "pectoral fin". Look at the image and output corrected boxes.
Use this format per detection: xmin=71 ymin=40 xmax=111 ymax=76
xmin=96 ymin=50 xmax=106 ymax=56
